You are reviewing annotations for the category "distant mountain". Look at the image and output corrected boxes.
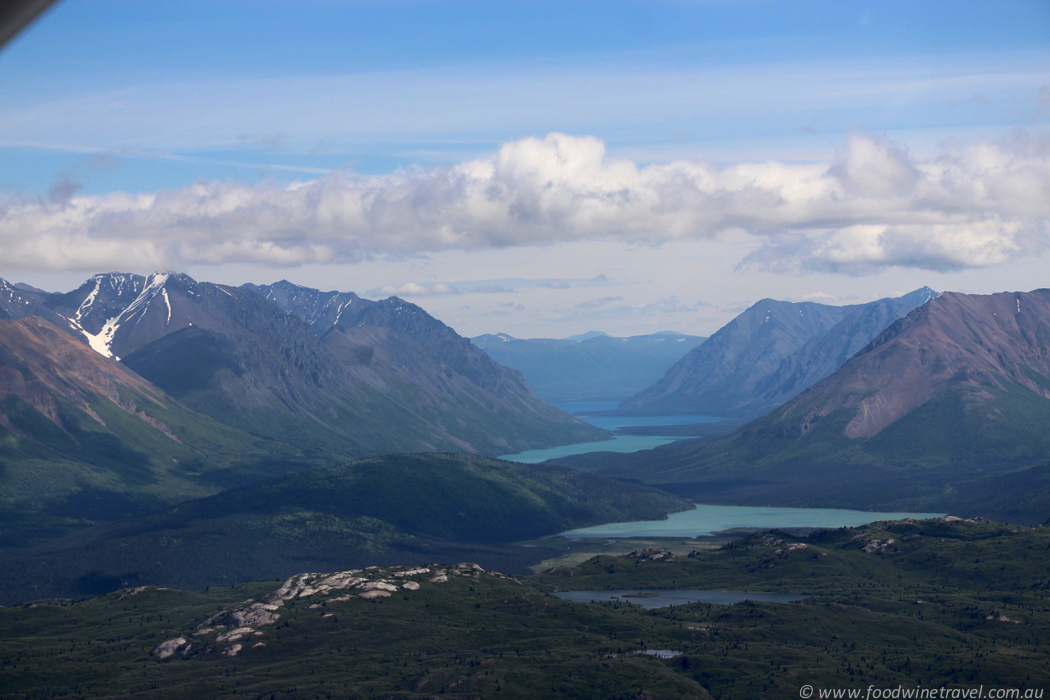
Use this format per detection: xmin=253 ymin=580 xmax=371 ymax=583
xmin=620 ymin=287 xmax=937 ymax=418
xmin=243 ymin=280 xmax=605 ymax=447
xmin=0 ymin=316 xmax=308 ymax=540
xmin=563 ymin=330 xmax=611 ymax=341
xmin=246 ymin=280 xmax=542 ymax=400
xmin=558 ymin=289 xmax=1050 ymax=524
xmin=0 ymin=453 xmax=690 ymax=602
xmin=472 ymin=331 xmax=706 ymax=403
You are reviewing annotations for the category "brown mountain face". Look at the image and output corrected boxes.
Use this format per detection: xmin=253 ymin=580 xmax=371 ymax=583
xmin=0 ymin=317 xmax=305 ymax=535
xmin=0 ymin=316 xmax=165 ymax=432
xmin=781 ymin=289 xmax=1050 ymax=439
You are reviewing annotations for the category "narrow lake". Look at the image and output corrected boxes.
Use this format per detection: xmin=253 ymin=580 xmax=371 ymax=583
xmin=500 ymin=435 xmax=682 ymax=463
xmin=501 ymin=402 xmax=723 ymax=463
xmin=552 ymin=589 xmax=809 ymax=609
xmin=557 ymin=504 xmax=947 ymax=538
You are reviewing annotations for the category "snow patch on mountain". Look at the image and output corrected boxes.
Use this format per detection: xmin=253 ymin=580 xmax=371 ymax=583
xmin=72 ymin=273 xmax=172 ymax=358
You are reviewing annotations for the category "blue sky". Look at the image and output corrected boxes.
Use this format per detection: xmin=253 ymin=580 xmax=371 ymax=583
xmin=1 ymin=0 xmax=1048 ymax=337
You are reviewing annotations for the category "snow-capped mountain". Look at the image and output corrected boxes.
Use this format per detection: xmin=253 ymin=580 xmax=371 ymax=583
xmin=0 ymin=272 xmax=603 ymax=460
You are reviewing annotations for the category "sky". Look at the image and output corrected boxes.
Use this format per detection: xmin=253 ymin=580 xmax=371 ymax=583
xmin=1 ymin=0 xmax=1048 ymax=339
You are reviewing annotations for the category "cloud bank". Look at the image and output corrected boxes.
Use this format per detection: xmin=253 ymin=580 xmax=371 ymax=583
xmin=2 ymin=132 xmax=1048 ymax=275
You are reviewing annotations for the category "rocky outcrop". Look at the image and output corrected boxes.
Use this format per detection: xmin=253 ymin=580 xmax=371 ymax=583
xmin=858 ymin=538 xmax=902 ymax=555
xmin=152 ymin=637 xmax=190 ymax=660
xmin=625 ymin=549 xmax=677 ymax=562
xmin=154 ymin=563 xmax=518 ymax=660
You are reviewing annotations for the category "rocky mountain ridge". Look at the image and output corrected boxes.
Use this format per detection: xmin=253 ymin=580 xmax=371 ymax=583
xmin=620 ymin=287 xmax=938 ymax=418
xmin=247 ymin=280 xmax=532 ymax=398
xmin=0 ymin=272 xmax=604 ymax=461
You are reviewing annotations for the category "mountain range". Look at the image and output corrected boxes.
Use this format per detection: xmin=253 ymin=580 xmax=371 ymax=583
xmin=556 ymin=289 xmax=1050 ymax=524
xmin=0 ymin=272 xmax=605 ymax=536
xmin=472 ymin=331 xmax=706 ymax=403
xmin=619 ymin=287 xmax=939 ymax=418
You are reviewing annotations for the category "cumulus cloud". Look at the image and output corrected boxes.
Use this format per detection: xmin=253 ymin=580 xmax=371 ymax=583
xmin=369 ymin=282 xmax=458 ymax=297
xmin=2 ymin=132 xmax=1048 ymax=274
xmin=571 ymin=295 xmax=709 ymax=320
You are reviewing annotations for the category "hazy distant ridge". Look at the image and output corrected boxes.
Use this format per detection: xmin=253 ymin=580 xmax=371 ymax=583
xmin=472 ymin=331 xmax=706 ymax=403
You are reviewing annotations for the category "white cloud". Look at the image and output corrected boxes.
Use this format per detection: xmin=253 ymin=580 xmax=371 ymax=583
xmin=369 ymin=282 xmax=459 ymax=297
xmin=2 ymin=132 xmax=1048 ymax=275
xmin=576 ymin=296 xmax=625 ymax=309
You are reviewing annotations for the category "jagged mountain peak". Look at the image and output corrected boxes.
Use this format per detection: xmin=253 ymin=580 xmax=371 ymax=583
xmin=0 ymin=271 xmax=271 ymax=360
xmin=247 ymin=281 xmax=532 ymax=398
xmin=895 ymin=286 xmax=939 ymax=306
xmin=57 ymin=271 xmax=206 ymax=358
xmin=243 ymin=280 xmax=364 ymax=329
xmin=620 ymin=289 xmax=938 ymax=418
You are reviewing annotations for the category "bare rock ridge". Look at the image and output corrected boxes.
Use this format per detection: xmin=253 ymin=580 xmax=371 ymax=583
xmin=620 ymin=287 xmax=938 ymax=418
xmin=242 ymin=280 xmax=602 ymax=447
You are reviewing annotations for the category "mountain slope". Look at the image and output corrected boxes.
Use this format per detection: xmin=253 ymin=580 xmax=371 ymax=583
xmin=560 ymin=289 xmax=1050 ymax=523
xmin=471 ymin=331 xmax=706 ymax=402
xmin=0 ymin=316 xmax=311 ymax=539
xmin=246 ymin=280 xmax=531 ymax=397
xmin=620 ymin=287 xmax=937 ymax=418
xmin=243 ymin=280 xmax=605 ymax=449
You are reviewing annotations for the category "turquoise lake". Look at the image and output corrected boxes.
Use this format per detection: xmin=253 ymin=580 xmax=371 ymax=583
xmin=500 ymin=403 xmax=722 ymax=463
xmin=500 ymin=435 xmax=682 ymax=463
xmin=556 ymin=504 xmax=947 ymax=538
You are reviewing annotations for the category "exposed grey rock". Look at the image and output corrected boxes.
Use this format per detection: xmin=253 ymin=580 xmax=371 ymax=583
xmin=152 ymin=637 xmax=190 ymax=660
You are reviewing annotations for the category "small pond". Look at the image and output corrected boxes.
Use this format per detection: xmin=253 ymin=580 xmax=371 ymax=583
xmin=552 ymin=589 xmax=810 ymax=609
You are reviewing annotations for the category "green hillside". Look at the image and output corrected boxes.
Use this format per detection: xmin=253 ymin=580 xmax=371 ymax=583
xmin=2 ymin=518 xmax=1048 ymax=699
xmin=0 ymin=386 xmax=333 ymax=544
xmin=0 ymin=453 xmax=690 ymax=603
